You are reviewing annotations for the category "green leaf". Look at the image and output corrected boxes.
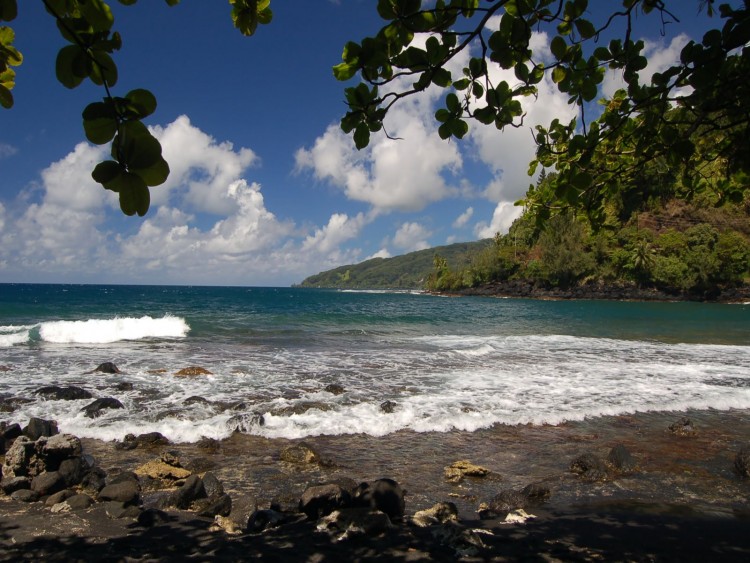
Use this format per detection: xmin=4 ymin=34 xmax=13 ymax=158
xmin=79 ymin=0 xmax=114 ymax=31
xmin=82 ymin=101 xmax=118 ymax=144
xmin=574 ymin=19 xmax=596 ymax=40
xmin=551 ymin=65 xmax=567 ymax=84
xmin=55 ymin=45 xmax=87 ymax=89
xmin=550 ymin=36 xmax=567 ymax=61
xmin=0 ymin=82 xmax=12 ymax=108
xmin=89 ymin=51 xmax=118 ymax=86
xmin=92 ymin=160 xmax=123 ymax=185
xmin=333 ymin=62 xmax=358 ymax=81
xmin=353 ymin=123 xmax=370 ymax=150
xmin=132 ymin=155 xmax=170 ymax=187
xmin=431 ymin=67 xmax=452 ymax=87
xmin=125 ymin=88 xmax=157 ymax=118
xmin=0 ymin=0 xmax=17 ymax=21
xmin=118 ymin=172 xmax=150 ymax=216
xmin=445 ymin=93 xmax=460 ymax=113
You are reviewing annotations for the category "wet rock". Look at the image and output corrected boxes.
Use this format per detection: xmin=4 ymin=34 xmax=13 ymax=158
xmin=669 ymin=417 xmax=696 ymax=436
xmin=34 ymin=386 xmax=93 ymax=401
xmin=136 ymin=432 xmax=171 ymax=447
xmin=247 ymin=508 xmax=287 ymax=532
xmin=735 ymin=445 xmax=750 ymax=478
xmin=31 ymin=471 xmax=67 ymax=496
xmin=324 ymin=383 xmax=345 ymax=395
xmin=81 ymin=397 xmax=124 ymax=418
xmin=608 ymin=443 xmax=637 ymax=472
xmin=226 ymin=413 xmax=265 ymax=433
xmin=355 ymin=478 xmax=405 ymax=520
xmin=195 ymin=493 xmax=232 ymax=518
xmin=480 ymin=489 xmax=527 ymax=519
xmin=23 ymin=417 xmax=59 ymax=440
xmin=165 ymin=474 xmax=206 ymax=509
xmin=201 ymin=472 xmax=224 ymax=498
xmin=174 ymin=366 xmax=212 ymax=376
xmin=99 ymin=480 xmax=141 ymax=506
xmin=92 ymin=362 xmax=121 ymax=374
xmin=114 ymin=434 xmax=138 ymax=451
xmin=184 ymin=395 xmax=210 ymax=406
xmin=115 ymin=382 xmax=134 ymax=391
xmin=280 ymin=442 xmax=322 ymax=465
xmin=213 ymin=495 xmax=257 ymax=534
xmin=135 ymin=453 xmax=190 ymax=484
xmin=380 ymin=400 xmax=397 ymax=413
xmin=1 ymin=422 xmax=22 ymax=442
xmin=299 ymin=483 xmax=352 ymax=520
xmin=80 ymin=467 xmax=107 ymax=494
xmin=317 ymin=507 xmax=392 ymax=541
xmin=570 ymin=453 xmax=608 ymax=481
xmin=58 ymin=456 xmax=88 ymax=487
xmin=520 ymin=482 xmax=551 ymax=503
xmin=197 ymin=437 xmax=220 ymax=452
xmin=444 ymin=460 xmax=490 ymax=483
xmin=272 ymin=402 xmax=331 ymax=416
xmin=412 ymin=502 xmax=459 ymax=527
xmin=11 ymin=489 xmax=39 ymax=503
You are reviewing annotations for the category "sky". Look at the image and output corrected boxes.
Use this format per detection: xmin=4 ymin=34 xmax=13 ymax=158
xmin=0 ymin=1 xmax=720 ymax=286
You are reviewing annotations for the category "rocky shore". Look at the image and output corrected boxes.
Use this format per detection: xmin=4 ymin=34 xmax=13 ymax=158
xmin=1 ymin=408 xmax=750 ymax=561
xmin=433 ymin=279 xmax=750 ymax=303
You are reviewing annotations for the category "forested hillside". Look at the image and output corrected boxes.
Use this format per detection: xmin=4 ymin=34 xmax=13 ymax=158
xmin=296 ymin=240 xmax=491 ymax=289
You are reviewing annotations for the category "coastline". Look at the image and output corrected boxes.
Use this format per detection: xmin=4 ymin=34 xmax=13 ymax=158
xmin=2 ymin=408 xmax=749 ymax=560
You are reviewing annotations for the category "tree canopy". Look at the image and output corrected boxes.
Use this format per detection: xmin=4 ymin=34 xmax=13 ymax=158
xmin=2 ymin=0 xmax=748 ymax=224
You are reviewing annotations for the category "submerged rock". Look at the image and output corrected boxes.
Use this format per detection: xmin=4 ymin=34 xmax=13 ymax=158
xmin=174 ymin=366 xmax=212 ymax=376
xmin=91 ymin=362 xmax=121 ymax=374
xmin=81 ymin=398 xmax=124 ymax=418
xmin=324 ymin=383 xmax=345 ymax=395
xmin=607 ymin=443 xmax=637 ymax=472
xmin=669 ymin=417 xmax=696 ymax=436
xmin=570 ymin=453 xmax=608 ymax=481
xmin=379 ymin=400 xmax=397 ymax=413
xmin=444 ymin=460 xmax=490 ymax=483
xmin=34 ymin=386 xmax=93 ymax=401
xmin=280 ymin=442 xmax=322 ymax=465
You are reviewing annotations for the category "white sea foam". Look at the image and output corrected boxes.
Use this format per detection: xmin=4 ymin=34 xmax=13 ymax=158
xmin=37 ymin=315 xmax=190 ymax=344
xmin=0 ymin=324 xmax=35 ymax=347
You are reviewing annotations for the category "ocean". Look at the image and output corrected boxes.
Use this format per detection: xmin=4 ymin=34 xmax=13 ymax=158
xmin=1 ymin=284 xmax=749 ymax=444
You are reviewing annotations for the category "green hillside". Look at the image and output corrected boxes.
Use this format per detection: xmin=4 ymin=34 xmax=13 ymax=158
xmin=296 ymin=240 xmax=491 ymax=289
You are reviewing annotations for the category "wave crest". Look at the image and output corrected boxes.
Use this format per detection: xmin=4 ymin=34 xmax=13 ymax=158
xmin=35 ymin=315 xmax=190 ymax=344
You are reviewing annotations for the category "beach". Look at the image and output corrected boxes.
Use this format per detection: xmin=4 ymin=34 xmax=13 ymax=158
xmin=2 ymin=408 xmax=749 ymax=561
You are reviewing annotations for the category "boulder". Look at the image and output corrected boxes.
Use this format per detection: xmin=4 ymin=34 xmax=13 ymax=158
xmin=520 ymin=482 xmax=551 ymax=503
xmin=31 ymin=471 xmax=67 ymax=496
xmin=134 ymin=456 xmax=191 ymax=483
xmin=1 ymin=422 xmax=22 ymax=442
xmin=11 ymin=489 xmax=39 ymax=503
xmin=324 ymin=383 xmax=345 ymax=395
xmin=58 ymin=457 xmax=87 ymax=487
xmin=570 ymin=453 xmax=608 ymax=481
xmin=247 ymin=509 xmax=287 ymax=532
xmin=137 ymin=508 xmax=171 ymax=527
xmin=380 ymin=401 xmax=397 ymax=413
xmin=80 ymin=467 xmax=107 ymax=494
xmin=412 ymin=502 xmax=459 ymax=527
xmin=63 ymin=494 xmax=94 ymax=511
xmin=317 ymin=507 xmax=392 ymax=541
xmin=669 ymin=417 xmax=696 ymax=436
xmin=23 ymin=418 xmax=59 ymax=440
xmin=480 ymin=489 xmax=527 ymax=519
xmin=34 ymin=386 xmax=93 ymax=401
xmin=92 ymin=362 xmax=121 ymax=374
xmin=213 ymin=495 xmax=257 ymax=535
xmin=195 ymin=493 xmax=232 ymax=518
xmin=299 ymin=483 xmax=352 ymax=520
xmin=174 ymin=366 xmax=212 ymax=376
xmin=1 ymin=476 xmax=31 ymax=494
xmin=444 ymin=460 xmax=490 ymax=483
xmin=81 ymin=397 xmax=124 ymax=418
xmin=202 ymin=472 xmax=224 ymax=498
xmin=163 ymin=474 xmax=206 ymax=509
xmin=104 ymin=501 xmax=141 ymax=519
xmin=607 ymin=443 xmax=637 ymax=472
xmin=184 ymin=395 xmax=211 ymax=406
xmin=355 ymin=478 xmax=405 ymax=520
xmin=735 ymin=445 xmax=750 ymax=478
xmin=39 ymin=434 xmax=83 ymax=471
xmin=98 ymin=480 xmax=141 ymax=506
xmin=280 ymin=442 xmax=322 ymax=465
xmin=45 ymin=489 xmax=75 ymax=507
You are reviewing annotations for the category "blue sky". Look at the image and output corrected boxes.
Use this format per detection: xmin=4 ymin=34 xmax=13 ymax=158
xmin=0 ymin=1 xmax=718 ymax=286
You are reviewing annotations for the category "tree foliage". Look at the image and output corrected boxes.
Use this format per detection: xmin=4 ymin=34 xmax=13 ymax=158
xmin=336 ymin=0 xmax=750 ymax=226
xmin=0 ymin=0 xmax=272 ymax=215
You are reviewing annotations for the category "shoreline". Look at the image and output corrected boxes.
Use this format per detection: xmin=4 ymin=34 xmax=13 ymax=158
xmin=2 ymin=408 xmax=750 ymax=560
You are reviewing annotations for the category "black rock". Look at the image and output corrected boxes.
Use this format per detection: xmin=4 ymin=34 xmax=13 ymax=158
xmin=486 ymin=489 xmax=527 ymax=517
xmin=81 ymin=397 xmax=124 ymax=418
xmin=115 ymin=382 xmax=134 ymax=391
xmin=1 ymin=476 xmax=31 ymax=494
xmin=608 ymin=443 xmax=637 ymax=472
xmin=11 ymin=489 xmax=39 ymax=503
xmin=202 ymin=472 xmax=224 ymax=497
xmin=31 ymin=471 xmax=67 ymax=496
xmin=23 ymin=417 xmax=59 ymax=440
xmin=324 ymin=383 xmax=345 ymax=395
xmin=196 ymin=493 xmax=232 ymax=518
xmin=45 ymin=489 xmax=75 ymax=507
xmin=183 ymin=395 xmax=210 ymax=406
xmin=166 ymin=474 xmax=206 ymax=509
xmin=248 ymin=509 xmax=287 ymax=532
xmin=98 ymin=480 xmax=141 ymax=506
xmin=34 ymin=386 xmax=93 ymax=401
xmin=299 ymin=483 xmax=352 ymax=520
xmin=356 ymin=478 xmax=405 ymax=520
xmin=380 ymin=400 xmax=397 ymax=413
xmin=137 ymin=508 xmax=171 ymax=527
xmin=93 ymin=362 xmax=121 ymax=374
xmin=669 ymin=417 xmax=696 ymax=436
xmin=65 ymin=494 xmax=94 ymax=511
xmin=1 ymin=422 xmax=22 ymax=442
xmin=570 ymin=453 xmax=608 ymax=481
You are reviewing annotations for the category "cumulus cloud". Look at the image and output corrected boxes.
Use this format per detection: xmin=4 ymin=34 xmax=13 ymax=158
xmin=392 ymin=221 xmax=432 ymax=252
xmin=0 ymin=116 xmax=376 ymax=285
xmin=475 ymin=202 xmax=524 ymax=239
xmin=453 ymin=207 xmax=474 ymax=229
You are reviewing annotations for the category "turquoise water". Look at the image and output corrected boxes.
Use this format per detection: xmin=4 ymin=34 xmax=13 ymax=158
xmin=1 ymin=284 xmax=749 ymax=442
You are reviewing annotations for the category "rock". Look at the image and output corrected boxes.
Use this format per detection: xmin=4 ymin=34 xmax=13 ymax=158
xmin=105 ymin=501 xmax=141 ymax=519
xmin=607 ymin=443 xmax=637 ymax=472
xmin=174 ymin=366 xmax=212 ymax=376
xmin=92 ymin=362 xmax=121 ymax=374
xmin=197 ymin=437 xmax=220 ymax=452
xmin=324 ymin=383 xmax=345 ymax=395
xmin=98 ymin=480 xmax=141 ymax=506
xmin=31 ymin=471 xmax=67 ymax=496
xmin=80 ymin=468 xmax=107 ymax=494
xmin=520 ymin=482 xmax=551 ymax=503
xmin=115 ymin=382 xmax=134 ymax=391
xmin=482 ymin=489 xmax=527 ymax=519
xmin=280 ymin=442 xmax=322 ymax=465
xmin=380 ymin=400 xmax=397 ymax=413
xmin=444 ymin=460 xmax=490 ymax=483
xmin=184 ymin=395 xmax=211 ymax=406
xmin=570 ymin=453 xmax=608 ymax=481
xmin=1 ymin=422 xmax=22 ymax=442
xmin=1 ymin=476 xmax=31 ymax=494
xmin=412 ymin=502 xmax=459 ymax=527
xmin=23 ymin=417 xmax=59 ymax=440
xmin=81 ymin=397 xmax=124 ymax=418
xmin=214 ymin=495 xmax=257 ymax=534
xmin=299 ymin=483 xmax=352 ymax=520
xmin=195 ymin=493 xmax=232 ymax=518
xmin=137 ymin=508 xmax=171 ymax=527
xmin=64 ymin=494 xmax=94 ymax=511
xmin=194 ymin=472 xmax=221 ymax=498
xmin=503 ymin=508 xmax=536 ymax=524
xmin=58 ymin=457 xmax=87 ymax=487
xmin=2 ymin=436 xmax=36 ymax=477
xmin=107 ymin=471 xmax=139 ymax=486
xmin=134 ymin=460 xmax=191 ymax=483
xmin=11 ymin=489 xmax=40 ymax=503
xmin=165 ymin=474 xmax=206 ymax=509
xmin=247 ymin=509 xmax=287 ymax=532
xmin=38 ymin=434 xmax=83 ymax=469
xmin=271 ymin=402 xmax=331 ymax=416
xmin=355 ymin=478 xmax=405 ymax=520
xmin=431 ymin=521 xmax=489 ymax=558
xmin=136 ymin=432 xmax=170 ymax=447
xmin=669 ymin=417 xmax=696 ymax=436
xmin=45 ymin=489 xmax=75 ymax=507
xmin=226 ymin=413 xmax=265 ymax=433
xmin=317 ymin=507 xmax=392 ymax=541
xmin=114 ymin=434 xmax=138 ymax=451
xmin=34 ymin=386 xmax=93 ymax=401
xmin=735 ymin=445 xmax=750 ymax=478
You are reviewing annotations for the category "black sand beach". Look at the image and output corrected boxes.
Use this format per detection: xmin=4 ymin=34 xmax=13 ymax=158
xmin=2 ymin=409 xmax=750 ymax=561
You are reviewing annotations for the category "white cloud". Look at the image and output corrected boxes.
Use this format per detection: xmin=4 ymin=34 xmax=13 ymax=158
xmin=393 ymin=221 xmax=432 ymax=252
xmin=366 ymin=248 xmax=392 ymax=260
xmin=453 ymin=207 xmax=474 ymax=229
xmin=475 ymin=202 xmax=523 ymax=238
